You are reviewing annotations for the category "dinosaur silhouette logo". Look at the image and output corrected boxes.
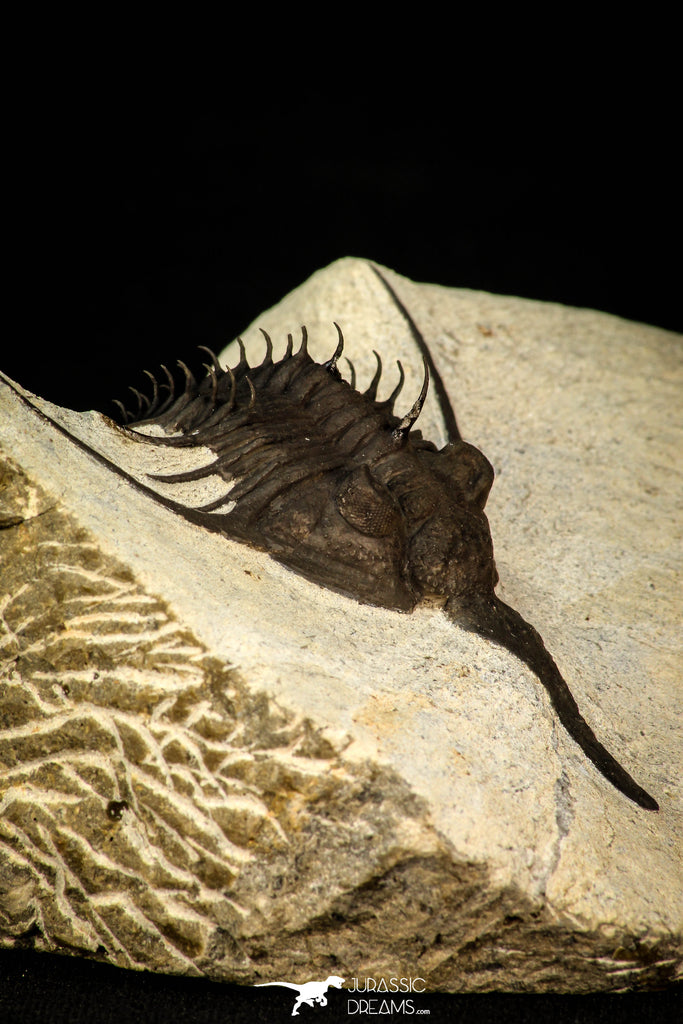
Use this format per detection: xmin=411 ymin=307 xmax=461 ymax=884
xmin=256 ymin=975 xmax=345 ymax=1016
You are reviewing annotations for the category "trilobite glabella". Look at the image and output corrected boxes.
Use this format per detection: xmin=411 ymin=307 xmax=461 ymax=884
xmin=113 ymin=275 xmax=659 ymax=812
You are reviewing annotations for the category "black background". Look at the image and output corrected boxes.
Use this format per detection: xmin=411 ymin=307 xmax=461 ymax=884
xmin=0 ymin=946 xmax=680 ymax=1024
xmin=2 ymin=36 xmax=681 ymax=1024
xmin=4 ymin=90 xmax=680 ymax=415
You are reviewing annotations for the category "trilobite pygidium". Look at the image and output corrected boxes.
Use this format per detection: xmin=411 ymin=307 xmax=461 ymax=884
xmin=115 ymin=285 xmax=658 ymax=812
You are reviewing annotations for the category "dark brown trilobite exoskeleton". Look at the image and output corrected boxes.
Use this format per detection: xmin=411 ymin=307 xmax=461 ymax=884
xmin=114 ymin=268 xmax=658 ymax=811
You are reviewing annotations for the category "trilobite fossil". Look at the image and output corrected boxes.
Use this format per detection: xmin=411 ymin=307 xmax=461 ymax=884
xmin=113 ymin=268 xmax=659 ymax=811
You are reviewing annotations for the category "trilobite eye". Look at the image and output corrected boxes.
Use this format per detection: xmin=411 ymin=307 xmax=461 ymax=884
xmin=336 ymin=467 xmax=401 ymax=537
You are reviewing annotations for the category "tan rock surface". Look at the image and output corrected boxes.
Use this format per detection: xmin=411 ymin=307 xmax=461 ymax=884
xmin=1 ymin=258 xmax=681 ymax=990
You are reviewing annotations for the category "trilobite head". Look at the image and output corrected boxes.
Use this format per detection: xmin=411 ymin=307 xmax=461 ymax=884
xmin=401 ymin=441 xmax=498 ymax=603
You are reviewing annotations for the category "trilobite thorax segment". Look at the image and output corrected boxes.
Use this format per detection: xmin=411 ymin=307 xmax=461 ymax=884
xmin=118 ymin=327 xmax=499 ymax=612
